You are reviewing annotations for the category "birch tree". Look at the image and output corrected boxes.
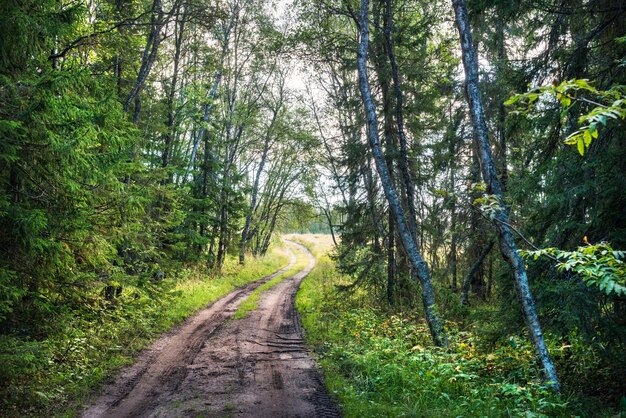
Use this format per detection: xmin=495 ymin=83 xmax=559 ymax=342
xmin=451 ymin=0 xmax=560 ymax=390
xmin=357 ymin=0 xmax=446 ymax=347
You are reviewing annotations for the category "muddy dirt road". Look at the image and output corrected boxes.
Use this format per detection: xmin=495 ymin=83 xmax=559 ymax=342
xmin=82 ymin=241 xmax=340 ymax=418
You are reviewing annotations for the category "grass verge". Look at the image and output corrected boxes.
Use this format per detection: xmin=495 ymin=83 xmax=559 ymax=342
xmin=233 ymin=241 xmax=311 ymax=320
xmin=0 ymin=245 xmax=291 ymax=417
xmin=295 ymin=236 xmax=576 ymax=418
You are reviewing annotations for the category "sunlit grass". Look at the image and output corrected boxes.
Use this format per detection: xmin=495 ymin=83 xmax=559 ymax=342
xmin=283 ymin=233 xmax=336 ymax=258
xmin=164 ymin=246 xmax=292 ymax=325
xmin=233 ymin=241 xmax=311 ymax=320
xmin=0 ymin=245 xmax=291 ymax=418
xmin=295 ymin=239 xmax=573 ymax=418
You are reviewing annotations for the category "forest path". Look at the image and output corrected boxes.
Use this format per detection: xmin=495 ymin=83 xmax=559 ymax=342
xmin=82 ymin=240 xmax=339 ymax=418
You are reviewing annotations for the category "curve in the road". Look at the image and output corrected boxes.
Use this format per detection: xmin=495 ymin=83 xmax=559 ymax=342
xmin=82 ymin=240 xmax=340 ymax=418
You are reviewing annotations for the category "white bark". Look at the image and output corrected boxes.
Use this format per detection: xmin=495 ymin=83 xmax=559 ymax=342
xmin=451 ymin=0 xmax=560 ymax=390
xmin=357 ymin=0 xmax=446 ymax=347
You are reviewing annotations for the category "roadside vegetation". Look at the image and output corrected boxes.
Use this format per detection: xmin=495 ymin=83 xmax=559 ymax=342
xmin=234 ymin=241 xmax=312 ymax=319
xmin=0 ymin=246 xmax=290 ymax=417
xmin=295 ymin=235 xmax=620 ymax=417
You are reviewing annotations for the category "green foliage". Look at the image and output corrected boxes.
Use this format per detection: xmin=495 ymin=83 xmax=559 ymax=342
xmin=0 ymin=0 xmax=316 ymax=415
xmin=0 ymin=69 xmax=140 ymax=329
xmin=1 ymin=0 xmax=625 ymax=415
xmin=522 ymin=242 xmax=626 ymax=297
xmin=0 ymin=0 xmax=81 ymax=73
xmin=297 ymin=248 xmax=572 ymax=418
xmin=473 ymin=194 xmax=502 ymax=221
xmin=294 ymin=0 xmax=626 ymax=414
xmin=506 ymin=77 xmax=626 ymax=156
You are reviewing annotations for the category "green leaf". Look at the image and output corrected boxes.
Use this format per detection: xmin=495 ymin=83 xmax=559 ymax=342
xmin=574 ymin=79 xmax=593 ymax=90
xmin=504 ymin=95 xmax=520 ymax=106
xmin=577 ymin=138 xmax=585 ymax=156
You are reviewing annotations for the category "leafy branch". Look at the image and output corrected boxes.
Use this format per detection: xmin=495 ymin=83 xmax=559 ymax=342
xmin=505 ymin=78 xmax=626 ymax=156
xmin=521 ymin=243 xmax=626 ymax=297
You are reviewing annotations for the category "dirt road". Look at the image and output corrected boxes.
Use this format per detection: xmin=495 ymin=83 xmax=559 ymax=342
xmin=82 ymin=241 xmax=340 ymax=418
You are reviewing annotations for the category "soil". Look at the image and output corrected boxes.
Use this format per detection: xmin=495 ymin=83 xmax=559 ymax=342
xmin=81 ymin=241 xmax=340 ymax=418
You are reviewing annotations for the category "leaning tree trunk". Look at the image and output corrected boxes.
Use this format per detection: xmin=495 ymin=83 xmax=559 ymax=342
xmin=162 ymin=2 xmax=186 ymax=171
xmin=240 ymin=107 xmax=280 ymax=264
xmin=124 ymin=0 xmax=163 ymax=113
xmin=451 ymin=0 xmax=560 ymax=390
xmin=357 ymin=0 xmax=446 ymax=347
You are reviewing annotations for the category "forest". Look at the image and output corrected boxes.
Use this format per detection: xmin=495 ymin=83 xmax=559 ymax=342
xmin=0 ymin=0 xmax=625 ymax=416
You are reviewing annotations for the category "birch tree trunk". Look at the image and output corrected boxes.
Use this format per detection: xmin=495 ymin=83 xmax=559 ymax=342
xmin=239 ymin=109 xmax=278 ymax=264
xmin=186 ymin=12 xmax=236 ymax=173
xmin=124 ymin=0 xmax=163 ymax=113
xmin=357 ymin=0 xmax=446 ymax=347
xmin=451 ymin=0 xmax=560 ymax=390
xmin=162 ymin=1 xmax=186 ymax=171
xmin=186 ymin=70 xmax=222 ymax=174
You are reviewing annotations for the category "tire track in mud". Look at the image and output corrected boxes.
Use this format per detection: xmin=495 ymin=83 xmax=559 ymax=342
xmin=82 ymin=240 xmax=340 ymax=418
